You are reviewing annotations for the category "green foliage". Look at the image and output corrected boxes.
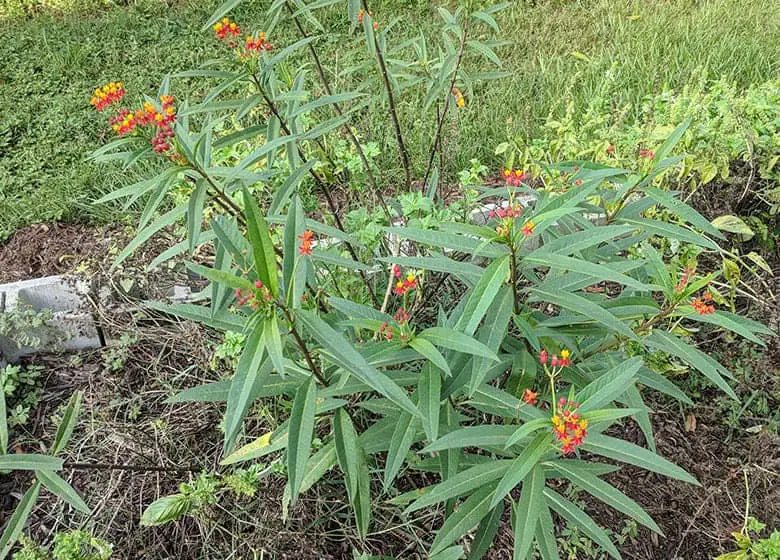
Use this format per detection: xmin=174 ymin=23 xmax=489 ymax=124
xmin=141 ymin=466 xmax=267 ymax=526
xmin=3 ymin=0 xmax=780 ymax=237
xmin=1 ymin=392 xmax=89 ymax=559
xmin=0 ymin=306 xmax=64 ymax=353
xmin=73 ymin=1 xmax=776 ymax=558
xmin=715 ymin=518 xmax=780 ymax=560
xmin=1 ymin=364 xmax=44 ymax=430
xmin=11 ymin=530 xmax=113 ymax=560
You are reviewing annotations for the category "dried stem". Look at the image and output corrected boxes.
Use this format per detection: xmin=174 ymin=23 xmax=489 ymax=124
xmin=361 ymin=0 xmax=411 ymax=191
xmin=64 ymin=462 xmax=196 ymax=473
xmin=285 ymin=1 xmax=392 ymax=221
xmin=250 ymin=73 xmax=379 ymax=306
xmin=422 ymin=21 xmax=469 ymax=190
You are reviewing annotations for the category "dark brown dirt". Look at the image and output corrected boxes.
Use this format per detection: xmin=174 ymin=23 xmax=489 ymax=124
xmin=0 ymin=223 xmax=117 ymax=283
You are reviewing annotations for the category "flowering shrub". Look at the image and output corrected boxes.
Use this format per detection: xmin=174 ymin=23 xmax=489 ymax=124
xmin=0 ymin=1 xmax=771 ymax=559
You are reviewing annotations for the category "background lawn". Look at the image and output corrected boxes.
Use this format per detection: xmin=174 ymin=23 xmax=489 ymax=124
xmin=1 ymin=0 xmax=779 ymax=237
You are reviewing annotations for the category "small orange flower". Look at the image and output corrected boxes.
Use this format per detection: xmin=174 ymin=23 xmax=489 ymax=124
xmin=298 ymin=230 xmax=314 ymax=255
xmin=522 ymin=389 xmax=538 ymax=405
xmin=393 ymin=270 xmax=417 ymax=296
xmin=521 ymin=220 xmax=535 ymax=237
xmin=452 ymin=87 xmax=465 ymax=108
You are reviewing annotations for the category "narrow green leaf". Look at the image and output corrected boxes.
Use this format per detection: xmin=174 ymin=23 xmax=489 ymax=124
xmin=468 ymin=502 xmax=503 ymax=560
xmin=297 ymin=310 xmax=418 ymax=416
xmin=422 ymin=425 xmax=517 ymax=453
xmin=505 ymin=418 xmax=552 ymax=449
xmin=544 ymin=488 xmax=621 ymax=559
xmin=0 ymin=454 xmax=63 ymax=471
xmin=469 ymin=285 xmax=513 ymax=395
xmin=513 ymin=465 xmax=545 ymax=560
xmin=552 ymin=461 xmax=661 ymax=534
xmin=187 ymin=262 xmax=251 ymax=291
xmin=52 ymin=391 xmax=82 ymax=455
xmin=619 ymin=218 xmax=719 ymax=250
xmin=114 ymin=204 xmax=187 ymax=267
xmin=385 ymin=226 xmax=509 ymax=258
xmin=430 ymin=483 xmax=496 ymax=556
xmin=383 ymin=411 xmax=417 ymax=490
xmin=418 ymin=365 xmax=442 ymax=442
xmin=243 ymin=187 xmax=279 ymax=297
xmin=334 ymin=409 xmax=359 ymax=500
xmin=535 ymin=501 xmax=561 ymax=560
xmin=685 ymin=310 xmax=766 ymax=346
xmin=645 ymin=187 xmax=723 ymax=239
xmin=582 ymin=433 xmax=699 ymax=485
xmin=455 ymin=256 xmax=510 ymax=336
xmin=530 ymin=288 xmax=637 ymax=340
xmin=264 ymin=317 xmax=285 ymax=376
xmin=0 ymin=376 xmax=6 ymax=454
xmin=405 ymin=460 xmax=513 ymax=514
xmin=577 ymin=357 xmax=643 ymax=413
xmin=224 ymin=322 xmax=267 ymax=452
xmin=410 ymin=337 xmax=451 ymax=377
xmin=418 ymin=327 xmax=499 ymax=362
xmin=36 ymin=470 xmax=90 ymax=514
xmin=202 ymin=0 xmax=244 ymax=30
xmin=0 ymin=482 xmax=41 ymax=559
xmin=287 ymin=377 xmax=318 ymax=504
xmin=491 ymin=432 xmax=551 ymax=509
xmin=525 ymin=254 xmax=657 ymax=292
xmin=643 ymin=330 xmax=737 ymax=399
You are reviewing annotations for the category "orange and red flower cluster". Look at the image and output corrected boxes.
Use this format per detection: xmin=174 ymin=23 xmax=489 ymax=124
xmin=214 ymin=17 xmax=241 ymax=40
xmin=245 ymin=32 xmax=273 ymax=52
xmin=639 ymin=149 xmax=655 ymax=159
xmin=357 ymin=9 xmax=380 ymax=30
xmin=552 ymin=398 xmax=588 ymax=455
xmin=235 ymin=281 xmax=273 ymax=309
xmin=521 ymin=220 xmax=535 ymax=237
xmin=502 ymin=168 xmax=530 ymax=186
xmin=90 ymin=82 xmax=125 ymax=111
xmin=298 ymin=230 xmax=314 ymax=255
xmin=393 ymin=307 xmax=410 ymax=325
xmin=540 ymin=348 xmax=571 ymax=368
xmin=692 ymin=291 xmax=715 ymax=315
xmin=488 ymin=203 xmax=523 ymax=219
xmin=392 ymin=266 xmax=417 ymax=296
xmin=99 ymin=90 xmax=178 ymax=155
xmin=378 ymin=322 xmax=394 ymax=340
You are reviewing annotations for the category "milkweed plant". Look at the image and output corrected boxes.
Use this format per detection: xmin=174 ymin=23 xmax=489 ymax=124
xmin=2 ymin=1 xmax=775 ymax=559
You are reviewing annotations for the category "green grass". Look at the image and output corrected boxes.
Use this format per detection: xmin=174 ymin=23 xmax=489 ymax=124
xmin=1 ymin=0 xmax=778 ymax=237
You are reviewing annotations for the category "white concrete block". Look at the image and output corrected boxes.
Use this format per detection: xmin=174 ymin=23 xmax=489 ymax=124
xmin=0 ymin=276 xmax=101 ymax=362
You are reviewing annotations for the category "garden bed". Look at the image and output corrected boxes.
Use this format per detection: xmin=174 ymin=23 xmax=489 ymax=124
xmin=1 ymin=222 xmax=777 ymax=559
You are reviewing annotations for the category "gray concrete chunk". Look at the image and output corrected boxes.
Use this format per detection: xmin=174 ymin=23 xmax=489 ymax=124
xmin=0 ymin=275 xmax=102 ymax=362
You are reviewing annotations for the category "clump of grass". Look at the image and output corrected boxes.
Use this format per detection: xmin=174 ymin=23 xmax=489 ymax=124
xmin=1 ymin=0 xmax=778 ymax=236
